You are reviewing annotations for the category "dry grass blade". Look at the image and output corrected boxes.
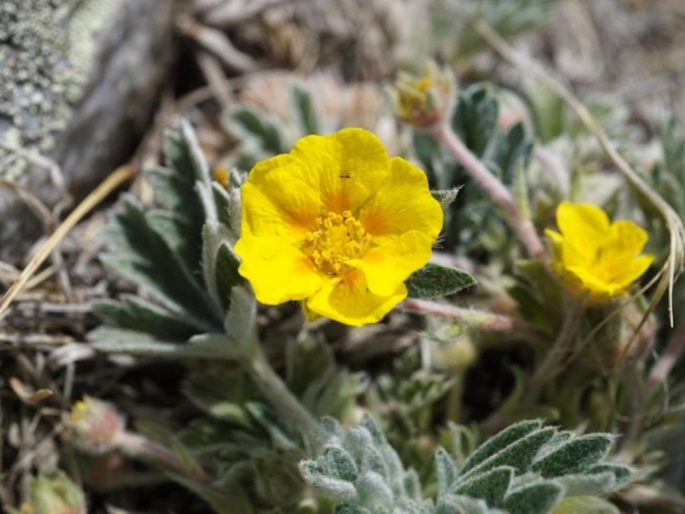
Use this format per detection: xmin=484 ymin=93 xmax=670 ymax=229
xmin=0 ymin=164 xmax=136 ymax=320
xmin=472 ymin=17 xmax=685 ymax=327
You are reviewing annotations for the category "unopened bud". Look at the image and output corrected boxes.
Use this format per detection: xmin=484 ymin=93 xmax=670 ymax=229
xmin=26 ymin=471 xmax=86 ymax=514
xmin=390 ymin=61 xmax=455 ymax=130
xmin=66 ymin=397 xmax=125 ymax=454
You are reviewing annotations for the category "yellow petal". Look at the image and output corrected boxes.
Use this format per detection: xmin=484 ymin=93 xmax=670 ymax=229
xmin=565 ymin=265 xmax=619 ymax=297
xmin=556 ymin=202 xmax=609 ymax=259
xmin=235 ymin=235 xmax=323 ymax=304
xmin=241 ymin=154 xmax=322 ymax=242
xmin=605 ymin=220 xmax=649 ymax=256
xmin=350 ymin=231 xmax=433 ymax=296
xmin=358 ymin=157 xmax=443 ymax=240
xmin=306 ymin=269 xmax=407 ymax=326
xmin=290 ymin=128 xmax=390 ymax=213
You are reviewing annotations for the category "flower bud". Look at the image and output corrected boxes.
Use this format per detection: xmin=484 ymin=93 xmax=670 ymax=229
xmin=24 ymin=471 xmax=86 ymax=514
xmin=65 ymin=397 xmax=125 ymax=454
xmin=390 ymin=61 xmax=456 ymax=130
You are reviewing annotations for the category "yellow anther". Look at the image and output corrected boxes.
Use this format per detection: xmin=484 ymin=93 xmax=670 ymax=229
xmin=304 ymin=211 xmax=368 ymax=275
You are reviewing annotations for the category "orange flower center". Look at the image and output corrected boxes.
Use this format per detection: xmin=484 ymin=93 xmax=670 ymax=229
xmin=304 ymin=210 xmax=368 ymax=275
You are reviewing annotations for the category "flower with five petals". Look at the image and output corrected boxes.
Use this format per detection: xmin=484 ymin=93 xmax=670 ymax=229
xmin=546 ymin=202 xmax=653 ymax=301
xmin=235 ymin=128 xmax=443 ymax=326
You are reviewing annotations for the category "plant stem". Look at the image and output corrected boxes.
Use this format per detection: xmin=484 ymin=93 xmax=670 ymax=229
xmin=647 ymin=317 xmax=685 ymax=395
xmin=435 ymin=122 xmax=545 ymax=259
xmin=115 ymin=431 xmax=211 ymax=484
xmin=524 ymin=298 xmax=585 ymax=404
xmin=402 ymin=298 xmax=548 ymax=341
xmin=242 ymin=339 xmax=321 ymax=445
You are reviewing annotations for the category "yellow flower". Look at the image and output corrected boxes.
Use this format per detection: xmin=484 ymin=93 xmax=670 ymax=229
xmin=545 ymin=202 xmax=654 ymax=301
xmin=235 ymin=128 xmax=443 ymax=326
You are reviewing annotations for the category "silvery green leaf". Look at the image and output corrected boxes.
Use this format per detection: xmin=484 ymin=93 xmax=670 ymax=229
xmin=323 ymin=446 xmax=359 ymax=482
xmin=460 ymin=428 xmax=556 ymax=480
xmin=553 ymin=496 xmax=620 ymax=514
xmin=355 ymin=470 xmax=394 ymax=509
xmin=290 ymin=85 xmax=320 ymax=135
xmin=334 ymin=504 xmax=371 ymax=514
xmin=188 ymin=334 xmax=241 ymax=360
xmin=437 ymin=494 xmax=506 ymax=514
xmin=531 ymin=434 xmax=614 ymax=478
xmin=224 ymin=285 xmax=258 ymax=352
xmin=452 ymin=466 xmax=513 ymax=508
xmin=91 ymin=330 xmax=226 ymax=359
xmin=459 ymin=420 xmax=542 ymax=475
xmin=93 ymin=295 xmax=198 ymax=342
xmin=406 ymin=263 xmax=476 ymax=299
xmin=299 ymin=461 xmax=358 ymax=502
xmin=552 ymin=471 xmax=619 ymax=497
xmin=430 ymin=188 xmax=461 ymax=209
xmin=435 ymin=447 xmax=459 ymax=496
xmin=502 ymin=481 xmax=563 ymax=514
xmin=223 ymin=105 xmax=287 ymax=162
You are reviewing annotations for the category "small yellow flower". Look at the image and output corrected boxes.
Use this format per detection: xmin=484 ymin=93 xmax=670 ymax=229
xmin=235 ymin=128 xmax=443 ymax=326
xmin=545 ymin=202 xmax=654 ymax=301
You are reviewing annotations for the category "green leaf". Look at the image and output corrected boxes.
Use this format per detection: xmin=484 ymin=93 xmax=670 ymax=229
xmin=553 ymin=496 xmax=619 ymax=514
xmin=531 ymin=434 xmax=614 ymax=478
xmin=502 ymin=482 xmax=563 ymax=514
xmin=290 ymin=85 xmax=320 ymax=135
xmin=335 ymin=504 xmax=371 ymax=514
xmin=324 ymin=446 xmax=359 ymax=482
xmin=103 ymin=197 xmax=219 ymax=331
xmin=299 ymin=461 xmax=358 ymax=501
xmin=460 ymin=428 xmax=556 ymax=479
xmin=406 ymin=263 xmax=476 ymax=298
xmin=452 ymin=85 xmax=499 ymax=157
xmin=91 ymin=330 xmax=231 ymax=359
xmin=224 ymin=106 xmax=287 ymax=162
xmin=435 ymin=447 xmax=459 ymax=496
xmin=92 ymin=296 xmax=199 ymax=342
xmin=453 ymin=466 xmax=513 ymax=507
xmin=460 ymin=420 xmax=542 ymax=474
xmin=431 ymin=188 xmax=461 ymax=209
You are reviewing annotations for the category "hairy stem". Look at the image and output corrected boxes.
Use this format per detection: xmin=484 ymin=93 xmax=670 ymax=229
xmin=242 ymin=339 xmax=320 ymax=444
xmin=435 ymin=122 xmax=545 ymax=259
xmin=526 ymin=298 xmax=585 ymax=402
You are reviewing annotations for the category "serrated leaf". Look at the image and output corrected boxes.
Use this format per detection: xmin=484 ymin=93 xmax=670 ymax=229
xmin=453 ymin=466 xmax=513 ymax=508
xmin=406 ymin=263 xmax=476 ymax=298
xmin=552 ymin=496 xmax=619 ymax=514
xmin=452 ymin=85 xmax=499 ymax=157
xmin=460 ymin=420 xmax=542 ymax=474
xmin=93 ymin=296 xmax=198 ymax=342
xmin=290 ymin=85 xmax=320 ymax=135
xmin=224 ymin=285 xmax=258 ymax=352
xmin=103 ymin=197 xmax=219 ymax=331
xmin=461 ymin=427 xmax=556 ymax=479
xmin=435 ymin=447 xmax=459 ymax=496
xmin=224 ymin=106 xmax=287 ymax=160
xmin=531 ymin=434 xmax=613 ymax=478
xmin=502 ymin=482 xmax=563 ymax=514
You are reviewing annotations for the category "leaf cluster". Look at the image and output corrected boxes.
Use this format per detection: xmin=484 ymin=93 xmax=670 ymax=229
xmin=301 ymin=418 xmax=633 ymax=514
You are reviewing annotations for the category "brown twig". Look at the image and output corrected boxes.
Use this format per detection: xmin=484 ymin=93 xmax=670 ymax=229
xmin=0 ymin=165 xmax=136 ymax=320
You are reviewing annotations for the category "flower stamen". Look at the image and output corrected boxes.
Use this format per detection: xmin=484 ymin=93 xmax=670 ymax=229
xmin=304 ymin=210 xmax=368 ymax=275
